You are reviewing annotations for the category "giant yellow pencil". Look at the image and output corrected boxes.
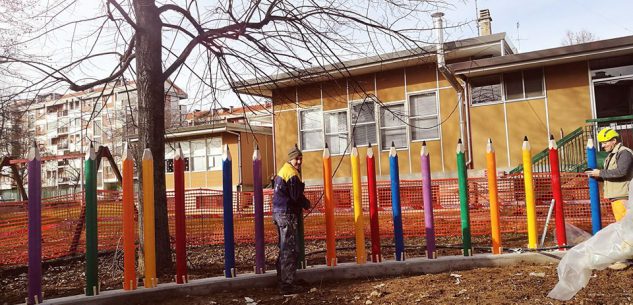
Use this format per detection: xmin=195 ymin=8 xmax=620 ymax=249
xmin=322 ymin=144 xmax=336 ymax=266
xmin=522 ymin=136 xmax=537 ymax=249
xmin=351 ymin=145 xmax=366 ymax=264
xmin=142 ymin=146 xmax=157 ymax=288
xmin=486 ymin=139 xmax=502 ymax=254
xmin=122 ymin=143 xmax=137 ymax=290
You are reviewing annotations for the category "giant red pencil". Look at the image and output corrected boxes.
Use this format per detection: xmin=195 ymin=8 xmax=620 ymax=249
xmin=367 ymin=143 xmax=381 ymax=263
xmin=174 ymin=144 xmax=187 ymax=284
xmin=548 ymin=135 xmax=567 ymax=249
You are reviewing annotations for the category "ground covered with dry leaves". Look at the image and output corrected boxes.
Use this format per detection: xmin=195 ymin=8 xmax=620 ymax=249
xmin=2 ymin=235 xmax=632 ymax=304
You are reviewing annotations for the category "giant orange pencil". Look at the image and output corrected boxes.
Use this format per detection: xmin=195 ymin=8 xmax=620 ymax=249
xmin=142 ymin=146 xmax=157 ymax=288
xmin=122 ymin=143 xmax=137 ymax=290
xmin=486 ymin=139 xmax=502 ymax=254
xmin=174 ymin=144 xmax=187 ymax=284
xmin=351 ymin=144 xmax=366 ymax=264
xmin=322 ymin=143 xmax=337 ymax=266
xmin=522 ymin=136 xmax=538 ymax=249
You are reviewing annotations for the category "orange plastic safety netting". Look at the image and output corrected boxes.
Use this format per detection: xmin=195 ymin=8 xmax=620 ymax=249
xmin=0 ymin=173 xmax=614 ymax=266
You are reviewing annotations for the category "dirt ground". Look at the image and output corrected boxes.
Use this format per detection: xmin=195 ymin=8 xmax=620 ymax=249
xmin=2 ymin=235 xmax=631 ymax=304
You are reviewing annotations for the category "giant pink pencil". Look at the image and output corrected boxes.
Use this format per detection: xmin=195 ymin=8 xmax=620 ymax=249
xmin=420 ymin=141 xmax=436 ymax=259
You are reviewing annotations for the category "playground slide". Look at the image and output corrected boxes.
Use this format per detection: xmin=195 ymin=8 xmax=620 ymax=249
xmin=549 ymin=199 xmax=633 ymax=300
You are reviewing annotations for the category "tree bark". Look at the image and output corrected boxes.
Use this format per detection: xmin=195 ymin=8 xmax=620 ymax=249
xmin=133 ymin=0 xmax=172 ymax=275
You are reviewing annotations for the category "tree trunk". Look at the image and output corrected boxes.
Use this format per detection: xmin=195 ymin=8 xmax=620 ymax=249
xmin=133 ymin=0 xmax=172 ymax=275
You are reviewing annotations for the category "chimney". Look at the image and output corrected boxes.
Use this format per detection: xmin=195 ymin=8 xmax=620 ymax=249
xmin=478 ymin=9 xmax=492 ymax=36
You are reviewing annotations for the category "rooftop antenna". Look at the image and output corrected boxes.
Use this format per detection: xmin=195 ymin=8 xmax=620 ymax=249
xmin=516 ymin=22 xmax=521 ymax=52
xmin=475 ymin=0 xmax=480 ymax=36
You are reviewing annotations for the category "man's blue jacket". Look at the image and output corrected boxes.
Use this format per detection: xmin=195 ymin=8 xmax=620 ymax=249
xmin=272 ymin=162 xmax=310 ymax=214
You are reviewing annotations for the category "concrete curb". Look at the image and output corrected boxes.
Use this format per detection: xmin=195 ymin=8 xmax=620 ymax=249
xmin=38 ymin=251 xmax=564 ymax=305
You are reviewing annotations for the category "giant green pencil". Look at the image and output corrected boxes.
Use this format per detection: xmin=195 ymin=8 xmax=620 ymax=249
xmin=456 ymin=139 xmax=472 ymax=256
xmin=85 ymin=143 xmax=98 ymax=295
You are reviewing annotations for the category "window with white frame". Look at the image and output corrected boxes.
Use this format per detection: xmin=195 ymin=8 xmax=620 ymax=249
xmin=409 ymin=92 xmax=439 ymax=141
xmin=191 ymin=140 xmax=207 ymax=171
xmin=324 ymin=111 xmax=348 ymax=155
xmin=380 ymin=103 xmax=407 ymax=150
xmin=299 ymin=108 xmax=323 ymax=151
xmin=350 ymin=100 xmax=376 ymax=146
xmin=207 ymin=137 xmax=223 ymax=170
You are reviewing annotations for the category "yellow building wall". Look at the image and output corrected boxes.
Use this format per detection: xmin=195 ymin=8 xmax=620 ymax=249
xmin=322 ymin=80 xmax=348 ymax=111
xmin=240 ymin=132 xmax=275 ymax=188
xmin=545 ymin=62 xmax=593 ymax=135
xmin=273 ymin=105 xmax=299 ymax=173
xmin=406 ymin=64 xmax=437 ymax=92
xmin=505 ymin=99 xmax=549 ymax=167
xmin=349 ymin=74 xmax=375 ymax=101
xmin=297 ymin=83 xmax=321 ymax=107
xmin=439 ymin=88 xmax=459 ymax=171
xmin=270 ymin=59 xmax=597 ymax=178
xmin=376 ymin=68 xmax=405 ymax=102
xmin=469 ymin=103 xmax=509 ymax=169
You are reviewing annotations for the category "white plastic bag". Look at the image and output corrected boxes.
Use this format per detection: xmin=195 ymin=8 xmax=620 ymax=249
xmin=548 ymin=211 xmax=633 ymax=300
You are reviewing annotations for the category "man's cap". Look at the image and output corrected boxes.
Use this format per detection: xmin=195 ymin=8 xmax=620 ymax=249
xmin=288 ymin=144 xmax=303 ymax=161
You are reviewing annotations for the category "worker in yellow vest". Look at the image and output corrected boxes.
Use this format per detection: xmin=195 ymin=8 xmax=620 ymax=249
xmin=586 ymin=127 xmax=633 ymax=269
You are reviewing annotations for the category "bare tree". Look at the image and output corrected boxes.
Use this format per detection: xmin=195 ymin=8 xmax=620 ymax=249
xmin=0 ymin=0 xmax=449 ymax=274
xmin=561 ymin=29 xmax=598 ymax=46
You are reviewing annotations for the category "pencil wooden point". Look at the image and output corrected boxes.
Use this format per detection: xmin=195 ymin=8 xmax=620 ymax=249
xmin=253 ymin=145 xmax=261 ymax=161
xmin=351 ymin=145 xmax=358 ymax=157
xmin=420 ymin=142 xmax=428 ymax=156
xmin=223 ymin=144 xmax=231 ymax=161
xmin=174 ymin=144 xmax=183 ymax=160
xmin=486 ymin=138 xmax=494 ymax=153
xmin=85 ymin=143 xmax=96 ymax=160
xmin=142 ymin=148 xmax=153 ymax=160
xmin=456 ymin=139 xmax=464 ymax=153
xmin=587 ymin=138 xmax=594 ymax=148
xmin=389 ymin=144 xmax=397 ymax=157
xmin=28 ymin=141 xmax=40 ymax=161
xmin=123 ymin=142 xmax=132 ymax=161
xmin=323 ymin=146 xmax=330 ymax=158
xmin=366 ymin=145 xmax=374 ymax=158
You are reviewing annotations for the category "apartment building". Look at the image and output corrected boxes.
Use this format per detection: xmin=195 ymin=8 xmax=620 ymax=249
xmin=0 ymin=80 xmax=188 ymax=197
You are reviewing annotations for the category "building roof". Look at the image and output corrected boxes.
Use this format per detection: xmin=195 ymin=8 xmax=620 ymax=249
xmin=234 ymin=33 xmax=514 ymax=97
xmin=448 ymin=35 xmax=633 ymax=77
xmin=165 ymin=121 xmax=272 ymax=139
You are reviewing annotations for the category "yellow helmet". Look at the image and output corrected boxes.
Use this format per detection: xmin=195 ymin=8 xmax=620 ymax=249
xmin=597 ymin=127 xmax=619 ymax=142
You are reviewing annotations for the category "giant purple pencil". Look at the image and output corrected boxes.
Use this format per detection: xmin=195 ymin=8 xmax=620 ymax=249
xmin=253 ymin=144 xmax=265 ymax=274
xmin=27 ymin=141 xmax=42 ymax=305
xmin=420 ymin=141 xmax=436 ymax=259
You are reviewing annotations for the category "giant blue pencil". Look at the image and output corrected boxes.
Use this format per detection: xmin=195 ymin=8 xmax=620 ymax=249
xmin=223 ymin=145 xmax=236 ymax=278
xmin=587 ymin=138 xmax=601 ymax=234
xmin=420 ymin=141 xmax=436 ymax=259
xmin=27 ymin=142 xmax=42 ymax=305
xmin=389 ymin=142 xmax=405 ymax=261
xmin=252 ymin=144 xmax=265 ymax=274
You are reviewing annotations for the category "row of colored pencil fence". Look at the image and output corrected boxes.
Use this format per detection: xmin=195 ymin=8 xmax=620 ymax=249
xmin=0 ymin=172 xmax=612 ymax=267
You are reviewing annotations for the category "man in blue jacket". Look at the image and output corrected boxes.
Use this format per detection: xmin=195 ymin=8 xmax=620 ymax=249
xmin=273 ymin=144 xmax=310 ymax=295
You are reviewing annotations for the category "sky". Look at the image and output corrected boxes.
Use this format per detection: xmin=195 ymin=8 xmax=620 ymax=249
xmin=444 ymin=0 xmax=633 ymax=53
xmin=7 ymin=0 xmax=633 ymax=110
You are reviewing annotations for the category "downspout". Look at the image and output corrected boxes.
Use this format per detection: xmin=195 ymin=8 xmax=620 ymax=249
xmin=226 ymin=130 xmax=242 ymax=191
xmin=432 ymin=12 xmax=472 ymax=166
